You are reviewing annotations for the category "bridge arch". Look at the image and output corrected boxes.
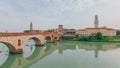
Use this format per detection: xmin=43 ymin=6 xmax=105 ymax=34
xmin=0 ymin=42 xmax=16 ymax=53
xmin=27 ymin=37 xmax=41 ymax=46
xmin=45 ymin=36 xmax=52 ymax=42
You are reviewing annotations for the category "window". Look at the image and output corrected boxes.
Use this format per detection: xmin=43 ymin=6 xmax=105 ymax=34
xmin=18 ymin=39 xmax=21 ymax=46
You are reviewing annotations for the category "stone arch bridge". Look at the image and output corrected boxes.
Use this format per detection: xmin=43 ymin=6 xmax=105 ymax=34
xmin=0 ymin=32 xmax=61 ymax=53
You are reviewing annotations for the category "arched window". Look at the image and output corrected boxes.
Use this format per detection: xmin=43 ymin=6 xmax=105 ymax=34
xmin=52 ymin=35 xmax=54 ymax=37
xmin=18 ymin=39 xmax=21 ymax=46
xmin=55 ymin=37 xmax=57 ymax=40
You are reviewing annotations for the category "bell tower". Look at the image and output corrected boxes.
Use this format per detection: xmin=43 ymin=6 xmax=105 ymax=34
xmin=94 ymin=15 xmax=99 ymax=28
xmin=30 ymin=22 xmax=33 ymax=31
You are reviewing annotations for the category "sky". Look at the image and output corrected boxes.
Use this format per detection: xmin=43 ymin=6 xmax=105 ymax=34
xmin=0 ymin=0 xmax=120 ymax=32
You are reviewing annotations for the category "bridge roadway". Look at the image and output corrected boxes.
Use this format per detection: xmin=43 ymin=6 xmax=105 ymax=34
xmin=0 ymin=32 xmax=61 ymax=53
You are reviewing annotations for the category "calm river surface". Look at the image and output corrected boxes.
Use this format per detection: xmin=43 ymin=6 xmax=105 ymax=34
xmin=0 ymin=40 xmax=120 ymax=68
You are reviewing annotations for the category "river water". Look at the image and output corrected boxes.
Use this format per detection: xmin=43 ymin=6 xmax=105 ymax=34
xmin=0 ymin=40 xmax=120 ymax=68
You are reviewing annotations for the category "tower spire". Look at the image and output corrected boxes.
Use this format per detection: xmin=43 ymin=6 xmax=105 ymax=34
xmin=30 ymin=22 xmax=33 ymax=31
xmin=94 ymin=15 xmax=99 ymax=28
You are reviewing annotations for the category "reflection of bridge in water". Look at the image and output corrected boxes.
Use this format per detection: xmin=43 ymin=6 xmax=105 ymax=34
xmin=1 ymin=41 xmax=120 ymax=68
xmin=0 ymin=42 xmax=60 ymax=68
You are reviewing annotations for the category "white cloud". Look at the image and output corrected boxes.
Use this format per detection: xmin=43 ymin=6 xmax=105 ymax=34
xmin=0 ymin=0 xmax=120 ymax=32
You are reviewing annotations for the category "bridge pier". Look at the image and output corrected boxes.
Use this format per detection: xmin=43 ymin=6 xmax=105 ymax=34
xmin=35 ymin=44 xmax=45 ymax=46
xmin=10 ymin=49 xmax=23 ymax=54
xmin=16 ymin=49 xmax=23 ymax=54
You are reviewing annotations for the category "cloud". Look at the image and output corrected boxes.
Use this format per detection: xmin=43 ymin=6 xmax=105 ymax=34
xmin=0 ymin=0 xmax=107 ymax=17
xmin=0 ymin=0 xmax=120 ymax=32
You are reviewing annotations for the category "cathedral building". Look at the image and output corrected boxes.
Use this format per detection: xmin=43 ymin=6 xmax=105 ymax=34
xmin=76 ymin=15 xmax=116 ymax=37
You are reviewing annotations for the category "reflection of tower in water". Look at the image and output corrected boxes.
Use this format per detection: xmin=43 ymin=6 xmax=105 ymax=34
xmin=95 ymin=49 xmax=98 ymax=58
xmin=77 ymin=42 xmax=119 ymax=58
xmin=30 ymin=46 xmax=33 ymax=52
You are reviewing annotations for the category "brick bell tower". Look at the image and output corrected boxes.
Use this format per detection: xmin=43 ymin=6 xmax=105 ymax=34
xmin=94 ymin=15 xmax=99 ymax=28
xmin=30 ymin=22 xmax=33 ymax=31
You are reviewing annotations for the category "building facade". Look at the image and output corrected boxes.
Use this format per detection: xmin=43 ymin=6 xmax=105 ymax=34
xmin=76 ymin=27 xmax=116 ymax=36
xmin=46 ymin=25 xmax=76 ymax=37
xmin=76 ymin=15 xmax=116 ymax=37
xmin=63 ymin=29 xmax=76 ymax=37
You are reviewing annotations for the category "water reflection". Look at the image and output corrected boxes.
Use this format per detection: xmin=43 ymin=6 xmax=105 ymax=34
xmin=0 ymin=41 xmax=120 ymax=68
xmin=0 ymin=43 xmax=9 ymax=66
xmin=0 ymin=41 xmax=60 ymax=68
xmin=23 ymin=39 xmax=36 ymax=59
xmin=58 ymin=41 xmax=120 ymax=58
xmin=77 ymin=42 xmax=120 ymax=58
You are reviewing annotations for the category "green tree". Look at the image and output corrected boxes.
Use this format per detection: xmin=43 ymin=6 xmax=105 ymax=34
xmin=117 ymin=30 xmax=120 ymax=36
xmin=78 ymin=36 xmax=89 ymax=41
xmin=95 ymin=32 xmax=103 ymax=40
xmin=24 ymin=30 xmax=30 ymax=33
xmin=88 ymin=36 xmax=95 ymax=41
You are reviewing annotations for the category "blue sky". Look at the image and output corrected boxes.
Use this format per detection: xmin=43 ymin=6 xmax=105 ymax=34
xmin=0 ymin=0 xmax=120 ymax=32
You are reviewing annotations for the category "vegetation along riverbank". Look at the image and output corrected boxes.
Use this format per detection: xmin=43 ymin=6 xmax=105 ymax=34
xmin=62 ymin=32 xmax=120 ymax=42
